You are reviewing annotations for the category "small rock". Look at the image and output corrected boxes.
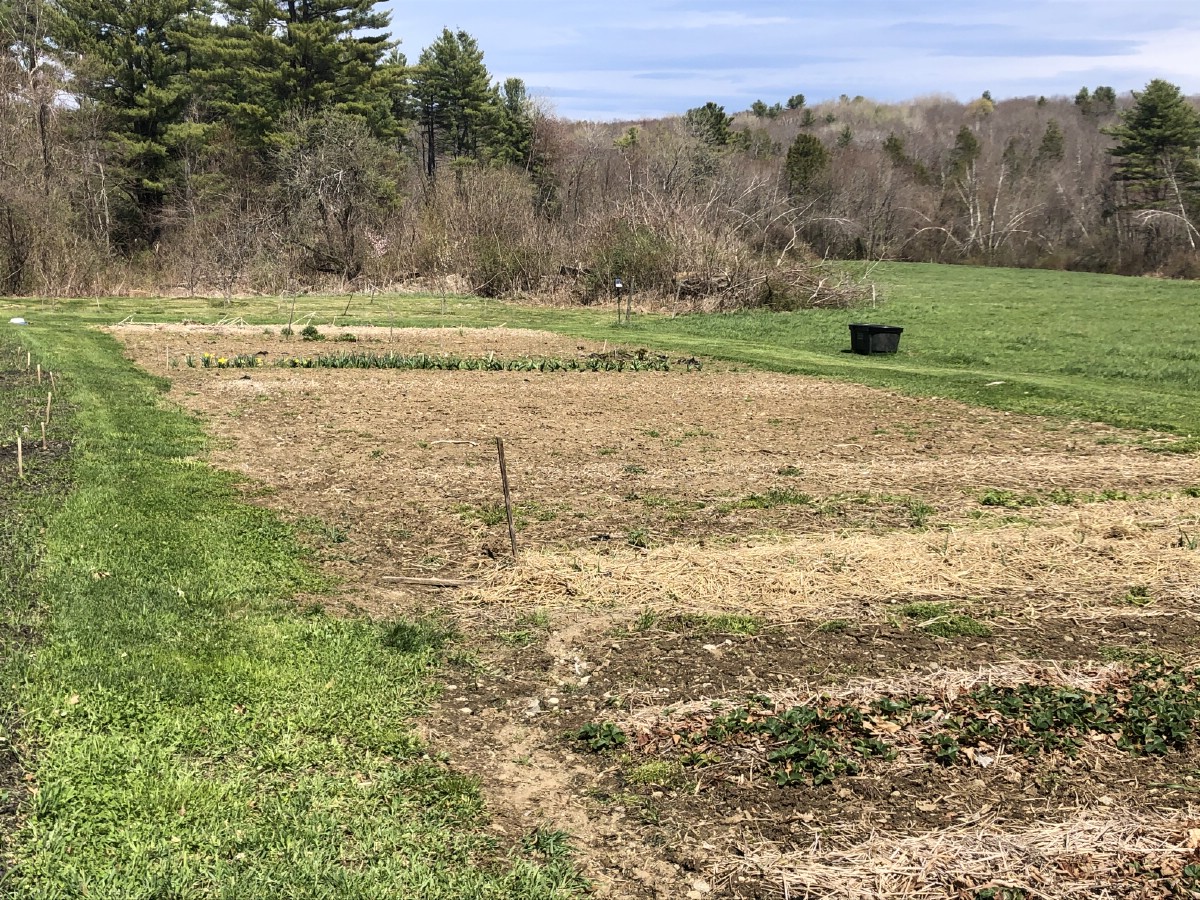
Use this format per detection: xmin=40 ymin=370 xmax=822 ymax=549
xmin=547 ymin=697 xmax=560 ymax=706
xmin=459 ymin=707 xmax=473 ymax=715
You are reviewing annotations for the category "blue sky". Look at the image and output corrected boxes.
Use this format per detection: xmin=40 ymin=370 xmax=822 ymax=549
xmin=381 ymin=1 xmax=1200 ymax=121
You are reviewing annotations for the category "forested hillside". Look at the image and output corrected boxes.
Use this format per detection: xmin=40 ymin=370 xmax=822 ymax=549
xmin=1 ymin=0 xmax=1198 ymax=299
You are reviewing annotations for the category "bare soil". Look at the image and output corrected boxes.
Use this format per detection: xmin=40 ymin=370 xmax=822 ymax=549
xmin=113 ymin=323 xmax=1200 ymax=899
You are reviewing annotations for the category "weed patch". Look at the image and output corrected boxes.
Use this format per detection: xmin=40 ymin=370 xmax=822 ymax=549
xmin=897 ymin=602 xmax=992 ymax=637
xmin=579 ymin=661 xmax=1200 ymax=788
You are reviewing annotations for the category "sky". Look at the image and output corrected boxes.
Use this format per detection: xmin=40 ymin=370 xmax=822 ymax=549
xmin=380 ymin=0 xmax=1200 ymax=121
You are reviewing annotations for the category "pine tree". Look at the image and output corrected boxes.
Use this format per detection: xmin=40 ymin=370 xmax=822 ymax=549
xmin=1036 ymin=120 xmax=1064 ymax=165
xmin=1107 ymin=79 xmax=1200 ymax=237
xmin=683 ymin=101 xmax=731 ymax=147
xmin=948 ymin=126 xmax=981 ymax=180
xmin=413 ymin=28 xmax=498 ymax=174
xmin=199 ymin=0 xmax=397 ymax=149
xmin=784 ymin=132 xmax=829 ymax=195
xmin=50 ymin=0 xmax=209 ymax=244
xmin=490 ymin=77 xmax=534 ymax=168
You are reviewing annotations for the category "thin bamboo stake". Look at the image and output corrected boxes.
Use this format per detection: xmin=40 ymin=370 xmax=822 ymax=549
xmin=36 ymin=363 xmax=41 ymax=384
xmin=16 ymin=433 xmax=23 ymax=479
xmin=495 ymin=437 xmax=518 ymax=558
xmin=41 ymin=421 xmax=46 ymax=450
xmin=44 ymin=392 xmax=51 ymax=425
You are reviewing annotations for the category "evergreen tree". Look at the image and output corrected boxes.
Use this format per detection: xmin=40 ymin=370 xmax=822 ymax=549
xmin=750 ymin=99 xmax=768 ymax=118
xmin=1074 ymin=86 xmax=1092 ymax=115
xmin=1036 ymin=119 xmax=1064 ymax=165
xmin=883 ymin=133 xmax=906 ymax=167
xmin=786 ymin=93 xmax=805 ymax=110
xmin=1091 ymin=85 xmax=1117 ymax=116
xmin=50 ymin=0 xmax=209 ymax=244
xmin=684 ymin=101 xmax=731 ymax=147
xmin=784 ymin=132 xmax=829 ymax=195
xmin=1107 ymin=79 xmax=1200 ymax=214
xmin=948 ymin=125 xmax=981 ymax=179
xmin=413 ymin=28 xmax=498 ymax=173
xmin=491 ymin=77 xmax=534 ymax=168
xmin=199 ymin=0 xmax=397 ymax=149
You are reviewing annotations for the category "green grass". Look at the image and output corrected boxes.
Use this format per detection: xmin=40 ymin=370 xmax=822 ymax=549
xmin=7 ymin=262 xmax=1199 ymax=438
xmin=897 ymin=602 xmax=992 ymax=638
xmin=0 ymin=329 xmax=582 ymax=897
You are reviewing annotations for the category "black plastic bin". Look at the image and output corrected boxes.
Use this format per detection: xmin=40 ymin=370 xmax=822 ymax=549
xmin=849 ymin=323 xmax=903 ymax=355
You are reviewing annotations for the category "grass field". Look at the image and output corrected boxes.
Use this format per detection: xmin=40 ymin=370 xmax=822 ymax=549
xmin=2 ymin=263 xmax=1200 ymax=898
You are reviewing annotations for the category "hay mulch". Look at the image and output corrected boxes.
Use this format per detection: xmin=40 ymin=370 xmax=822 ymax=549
xmin=469 ymin=499 xmax=1200 ymax=620
xmin=717 ymin=811 xmax=1200 ymax=899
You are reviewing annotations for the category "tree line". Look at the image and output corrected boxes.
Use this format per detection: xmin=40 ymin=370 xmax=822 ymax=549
xmin=1 ymin=0 xmax=1198 ymax=300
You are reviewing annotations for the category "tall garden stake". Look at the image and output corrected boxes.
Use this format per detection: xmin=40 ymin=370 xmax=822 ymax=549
xmin=495 ymin=437 xmax=518 ymax=558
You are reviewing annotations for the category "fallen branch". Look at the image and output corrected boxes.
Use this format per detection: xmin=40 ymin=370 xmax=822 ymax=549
xmin=381 ymin=576 xmax=476 ymax=588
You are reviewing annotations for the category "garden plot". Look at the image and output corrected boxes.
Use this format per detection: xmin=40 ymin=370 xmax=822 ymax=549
xmin=114 ymin=322 xmax=1200 ymax=899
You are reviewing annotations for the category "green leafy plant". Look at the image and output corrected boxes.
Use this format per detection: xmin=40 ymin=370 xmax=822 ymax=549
xmin=625 ymin=528 xmax=650 ymax=548
xmin=576 ymin=722 xmax=628 ymax=752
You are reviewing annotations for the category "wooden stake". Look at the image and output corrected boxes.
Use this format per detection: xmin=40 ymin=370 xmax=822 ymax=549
xmin=36 ymin=363 xmax=41 ymax=384
xmin=44 ymin=392 xmax=51 ymax=425
xmin=25 ymin=351 xmax=30 ymax=370
xmin=495 ymin=436 xmax=518 ymax=558
xmin=41 ymin=421 xmax=46 ymax=450
xmin=16 ymin=433 xmax=23 ymax=479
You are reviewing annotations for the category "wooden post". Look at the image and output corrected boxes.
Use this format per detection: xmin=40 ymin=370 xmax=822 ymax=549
xmin=16 ymin=433 xmax=23 ymax=479
xmin=36 ymin=363 xmax=41 ymax=384
xmin=44 ymin=392 xmax=51 ymax=425
xmin=41 ymin=421 xmax=46 ymax=450
xmin=495 ymin=437 xmax=518 ymax=558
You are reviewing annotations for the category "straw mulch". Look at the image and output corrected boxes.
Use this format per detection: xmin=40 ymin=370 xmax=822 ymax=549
xmin=469 ymin=505 xmax=1200 ymax=618
xmin=716 ymin=811 xmax=1200 ymax=899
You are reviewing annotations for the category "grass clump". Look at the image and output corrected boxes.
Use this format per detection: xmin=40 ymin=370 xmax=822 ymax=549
xmin=898 ymin=602 xmax=992 ymax=637
xmin=729 ymin=487 xmax=813 ymax=510
xmin=382 ymin=618 xmax=456 ymax=653
xmin=978 ymin=489 xmax=1041 ymax=509
xmin=625 ymin=759 xmax=683 ymax=786
xmin=672 ymin=613 xmax=763 ymax=636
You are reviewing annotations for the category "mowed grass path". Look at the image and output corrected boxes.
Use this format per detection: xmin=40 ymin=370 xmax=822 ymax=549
xmin=0 ymin=328 xmax=583 ymax=898
xmin=7 ymin=262 xmax=1197 ymax=440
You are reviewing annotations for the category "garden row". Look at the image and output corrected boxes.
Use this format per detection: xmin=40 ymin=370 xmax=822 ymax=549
xmin=186 ymin=351 xmax=677 ymax=372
